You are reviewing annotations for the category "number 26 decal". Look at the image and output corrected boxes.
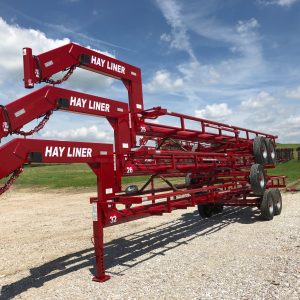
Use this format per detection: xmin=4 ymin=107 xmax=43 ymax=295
xmin=126 ymin=166 xmax=133 ymax=173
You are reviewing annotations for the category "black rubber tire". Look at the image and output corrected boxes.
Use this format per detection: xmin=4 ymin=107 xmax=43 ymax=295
xmin=198 ymin=204 xmax=214 ymax=218
xmin=250 ymin=164 xmax=267 ymax=196
xmin=260 ymin=189 xmax=275 ymax=220
xmin=266 ymin=138 xmax=276 ymax=165
xmin=253 ymin=136 xmax=268 ymax=164
xmin=213 ymin=205 xmax=224 ymax=214
xmin=125 ymin=185 xmax=139 ymax=195
xmin=185 ymin=173 xmax=192 ymax=186
xmin=270 ymin=188 xmax=282 ymax=216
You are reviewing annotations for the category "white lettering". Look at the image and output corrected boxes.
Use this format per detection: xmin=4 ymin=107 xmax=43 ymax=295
xmin=45 ymin=146 xmax=52 ymax=157
xmin=110 ymin=215 xmax=117 ymax=223
xmin=88 ymin=100 xmax=110 ymax=112
xmin=59 ymin=147 xmax=65 ymax=157
xmin=91 ymin=56 xmax=125 ymax=73
xmin=45 ymin=146 xmax=65 ymax=157
xmin=87 ymin=148 xmax=92 ymax=157
xmin=81 ymin=99 xmax=87 ymax=107
xmin=70 ymin=96 xmax=76 ymax=106
xmin=91 ymin=56 xmax=97 ymax=65
xmin=67 ymin=147 xmax=92 ymax=157
xmin=52 ymin=147 xmax=59 ymax=157
xmin=45 ymin=146 xmax=93 ymax=158
xmin=70 ymin=97 xmax=87 ymax=108
xmin=91 ymin=56 xmax=106 ymax=67
xmin=107 ymin=61 xmax=125 ymax=74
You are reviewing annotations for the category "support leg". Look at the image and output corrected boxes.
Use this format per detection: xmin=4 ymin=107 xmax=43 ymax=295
xmin=89 ymin=159 xmax=115 ymax=282
xmin=92 ymin=212 xmax=110 ymax=282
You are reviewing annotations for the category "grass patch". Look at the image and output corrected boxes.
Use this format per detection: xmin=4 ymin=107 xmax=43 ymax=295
xmin=276 ymin=143 xmax=300 ymax=149
xmin=268 ymin=143 xmax=300 ymax=184
xmin=268 ymin=159 xmax=300 ymax=184
xmin=4 ymin=164 xmax=148 ymax=189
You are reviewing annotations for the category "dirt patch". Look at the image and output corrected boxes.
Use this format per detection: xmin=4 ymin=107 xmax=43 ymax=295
xmin=0 ymin=188 xmax=299 ymax=299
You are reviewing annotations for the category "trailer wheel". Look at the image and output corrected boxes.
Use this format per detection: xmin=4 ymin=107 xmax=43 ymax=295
xmin=253 ymin=136 xmax=268 ymax=164
xmin=213 ymin=205 xmax=224 ymax=214
xmin=260 ymin=189 xmax=274 ymax=220
xmin=250 ymin=164 xmax=267 ymax=196
xmin=125 ymin=185 xmax=139 ymax=195
xmin=197 ymin=204 xmax=214 ymax=218
xmin=270 ymin=188 xmax=282 ymax=216
xmin=266 ymin=138 xmax=276 ymax=165
xmin=185 ymin=173 xmax=191 ymax=185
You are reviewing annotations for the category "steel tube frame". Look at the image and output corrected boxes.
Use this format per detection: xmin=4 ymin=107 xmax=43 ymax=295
xmin=0 ymin=42 xmax=287 ymax=282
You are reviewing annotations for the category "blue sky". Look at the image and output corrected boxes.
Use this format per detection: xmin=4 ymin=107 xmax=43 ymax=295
xmin=0 ymin=0 xmax=299 ymax=143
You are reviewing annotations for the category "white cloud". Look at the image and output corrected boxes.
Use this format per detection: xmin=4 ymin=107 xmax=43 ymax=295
xmin=41 ymin=125 xmax=113 ymax=142
xmin=236 ymin=18 xmax=259 ymax=34
xmin=145 ymin=20 xmax=263 ymax=102
xmin=195 ymin=103 xmax=232 ymax=122
xmin=0 ymin=18 xmax=69 ymax=79
xmin=145 ymin=60 xmax=222 ymax=98
xmin=0 ymin=17 xmax=114 ymax=100
xmin=238 ymin=91 xmax=280 ymax=125
xmin=156 ymin=0 xmax=196 ymax=60
xmin=232 ymin=91 xmax=300 ymax=142
xmin=277 ymin=0 xmax=298 ymax=5
xmin=145 ymin=69 xmax=183 ymax=93
xmin=241 ymin=91 xmax=275 ymax=108
xmin=151 ymin=1 xmax=300 ymax=142
xmin=286 ymin=115 xmax=300 ymax=126
xmin=150 ymin=1 xmax=264 ymax=97
xmin=286 ymin=86 xmax=300 ymax=99
xmin=192 ymin=90 xmax=300 ymax=143
xmin=258 ymin=0 xmax=298 ymax=7
xmin=160 ymin=33 xmax=172 ymax=43
xmin=0 ymin=18 xmax=122 ymax=145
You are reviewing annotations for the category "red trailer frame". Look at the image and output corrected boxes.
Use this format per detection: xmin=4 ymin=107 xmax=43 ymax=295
xmin=0 ymin=43 xmax=286 ymax=282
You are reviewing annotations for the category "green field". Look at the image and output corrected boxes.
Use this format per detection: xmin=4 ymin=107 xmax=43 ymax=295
xmin=268 ymin=143 xmax=300 ymax=185
xmin=1 ymin=144 xmax=299 ymax=189
xmin=8 ymin=164 xmax=148 ymax=189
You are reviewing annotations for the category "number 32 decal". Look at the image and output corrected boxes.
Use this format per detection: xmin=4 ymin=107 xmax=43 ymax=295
xmin=110 ymin=215 xmax=117 ymax=223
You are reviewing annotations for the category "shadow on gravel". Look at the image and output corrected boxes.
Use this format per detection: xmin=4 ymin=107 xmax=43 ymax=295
xmin=0 ymin=206 xmax=261 ymax=299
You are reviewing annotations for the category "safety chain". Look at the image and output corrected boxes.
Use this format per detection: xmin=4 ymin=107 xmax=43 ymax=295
xmin=0 ymin=64 xmax=77 ymax=195
xmin=44 ymin=64 xmax=78 ymax=85
xmin=0 ymin=64 xmax=78 ymax=195
xmin=14 ymin=110 xmax=53 ymax=136
xmin=0 ymin=166 xmax=24 ymax=195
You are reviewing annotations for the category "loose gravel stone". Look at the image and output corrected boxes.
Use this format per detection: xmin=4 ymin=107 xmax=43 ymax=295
xmin=0 ymin=189 xmax=299 ymax=299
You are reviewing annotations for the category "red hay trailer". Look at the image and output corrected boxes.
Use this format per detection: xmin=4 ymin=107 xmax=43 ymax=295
xmin=0 ymin=43 xmax=285 ymax=282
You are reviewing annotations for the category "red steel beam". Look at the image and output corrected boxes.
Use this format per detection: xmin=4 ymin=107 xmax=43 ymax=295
xmin=0 ymin=138 xmax=113 ymax=180
xmin=0 ymin=42 xmax=281 ymax=282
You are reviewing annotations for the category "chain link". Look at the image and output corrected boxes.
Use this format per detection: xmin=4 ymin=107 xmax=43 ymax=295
xmin=1 ymin=64 xmax=78 ymax=195
xmin=0 ymin=64 xmax=78 ymax=195
xmin=0 ymin=166 xmax=24 ymax=195
xmin=14 ymin=110 xmax=53 ymax=136
xmin=44 ymin=65 xmax=77 ymax=85
xmin=1 ymin=109 xmax=53 ymax=194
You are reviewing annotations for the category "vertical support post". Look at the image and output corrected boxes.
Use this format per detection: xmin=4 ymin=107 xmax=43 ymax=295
xmin=90 ymin=157 xmax=114 ymax=282
xmin=92 ymin=207 xmax=110 ymax=282
xmin=23 ymin=47 xmax=36 ymax=88
xmin=122 ymin=79 xmax=144 ymax=148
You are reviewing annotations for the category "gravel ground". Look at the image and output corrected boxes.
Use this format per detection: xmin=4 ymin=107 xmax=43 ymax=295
xmin=0 ymin=188 xmax=299 ymax=300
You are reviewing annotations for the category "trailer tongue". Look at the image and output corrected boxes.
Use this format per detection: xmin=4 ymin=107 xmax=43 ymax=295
xmin=0 ymin=43 xmax=286 ymax=282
